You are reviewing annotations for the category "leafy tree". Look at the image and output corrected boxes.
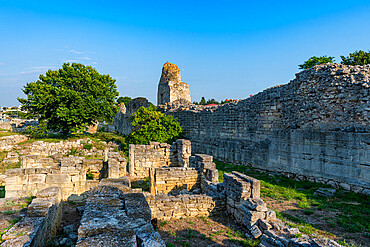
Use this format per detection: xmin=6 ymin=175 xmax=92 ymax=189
xmin=298 ymin=56 xmax=335 ymax=69
xmin=200 ymin=97 xmax=206 ymax=105
xmin=18 ymin=63 xmax=118 ymax=135
xmin=341 ymin=50 xmax=370 ymax=65
xmin=117 ymin=96 xmax=132 ymax=106
xmin=127 ymin=105 xmax=183 ymax=144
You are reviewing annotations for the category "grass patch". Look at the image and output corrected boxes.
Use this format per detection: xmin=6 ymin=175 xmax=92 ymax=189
xmin=216 ymin=161 xmax=370 ymax=243
xmin=0 ymin=131 xmax=18 ymax=138
xmin=131 ymin=177 xmax=149 ymax=192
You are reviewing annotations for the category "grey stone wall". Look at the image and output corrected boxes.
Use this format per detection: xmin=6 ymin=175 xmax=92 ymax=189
xmin=160 ymin=64 xmax=370 ymax=193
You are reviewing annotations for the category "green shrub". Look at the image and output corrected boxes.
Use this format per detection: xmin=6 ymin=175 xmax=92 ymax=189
xmin=86 ymin=168 xmax=94 ymax=180
xmin=128 ymin=105 xmax=183 ymax=145
xmin=83 ymin=143 xmax=93 ymax=150
xmin=299 ymin=56 xmax=335 ymax=69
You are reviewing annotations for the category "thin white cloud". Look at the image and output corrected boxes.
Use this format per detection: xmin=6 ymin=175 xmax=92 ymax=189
xmin=0 ymin=62 xmax=4 ymax=66
xmin=69 ymin=49 xmax=85 ymax=54
xmin=20 ymin=66 xmax=58 ymax=75
xmin=77 ymin=56 xmax=91 ymax=60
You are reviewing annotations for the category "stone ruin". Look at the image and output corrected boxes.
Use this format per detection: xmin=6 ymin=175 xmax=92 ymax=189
xmin=158 ymin=63 xmax=370 ymax=195
xmin=157 ymin=62 xmax=191 ymax=105
xmin=103 ymin=97 xmax=151 ymax=135
xmin=0 ymin=138 xmax=345 ymax=246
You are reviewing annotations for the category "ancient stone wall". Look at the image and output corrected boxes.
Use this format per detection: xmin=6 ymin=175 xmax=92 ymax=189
xmin=1 ymin=187 xmax=62 ymax=247
xmin=4 ymin=152 xmax=126 ymax=200
xmin=110 ymin=97 xmax=151 ymax=135
xmin=157 ymin=62 xmax=191 ymax=105
xmin=0 ymin=135 xmax=28 ymax=151
xmin=128 ymin=139 xmax=191 ymax=178
xmin=144 ymin=193 xmax=215 ymax=221
xmin=149 ymin=167 xmax=200 ymax=195
xmin=160 ymin=64 xmax=370 ymax=193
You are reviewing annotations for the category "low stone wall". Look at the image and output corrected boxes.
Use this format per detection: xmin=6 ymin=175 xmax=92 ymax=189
xmin=76 ymin=186 xmax=165 ymax=246
xmin=128 ymin=139 xmax=191 ymax=178
xmin=5 ymin=157 xmax=87 ymax=200
xmin=5 ymin=151 xmax=127 ymax=199
xmin=0 ymin=135 xmax=28 ymax=151
xmin=145 ymin=193 xmax=216 ymax=221
xmin=1 ymin=187 xmax=62 ymax=247
xmin=149 ymin=167 xmax=200 ymax=195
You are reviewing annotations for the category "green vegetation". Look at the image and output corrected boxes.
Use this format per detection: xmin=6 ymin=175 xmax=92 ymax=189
xmin=18 ymin=63 xmax=118 ymax=135
xmin=299 ymin=56 xmax=335 ymax=69
xmin=128 ymin=105 xmax=183 ymax=145
xmin=341 ymin=50 xmax=370 ymax=65
xmin=83 ymin=143 xmax=93 ymax=150
xmin=86 ymin=168 xmax=94 ymax=180
xmin=216 ymin=161 xmax=369 ymax=244
xmin=117 ymin=96 xmax=132 ymax=106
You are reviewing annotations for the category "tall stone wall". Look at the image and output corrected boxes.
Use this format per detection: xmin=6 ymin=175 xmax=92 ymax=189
xmin=160 ymin=64 xmax=370 ymax=193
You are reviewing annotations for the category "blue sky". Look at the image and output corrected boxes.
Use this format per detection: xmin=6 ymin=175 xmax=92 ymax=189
xmin=0 ymin=0 xmax=369 ymax=106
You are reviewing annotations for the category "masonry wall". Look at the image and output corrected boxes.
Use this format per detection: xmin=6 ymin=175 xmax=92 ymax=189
xmin=145 ymin=193 xmax=216 ymax=220
xmin=150 ymin=167 xmax=200 ymax=195
xmin=160 ymin=64 xmax=370 ymax=193
xmin=128 ymin=139 xmax=191 ymax=178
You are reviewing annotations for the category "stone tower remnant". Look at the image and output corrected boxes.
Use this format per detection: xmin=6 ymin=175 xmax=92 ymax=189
xmin=157 ymin=62 xmax=191 ymax=105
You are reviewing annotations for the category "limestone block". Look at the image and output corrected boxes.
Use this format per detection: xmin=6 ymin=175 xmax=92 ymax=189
xmin=2 ymin=217 xmax=44 ymax=241
xmin=45 ymin=174 xmax=71 ymax=184
xmin=28 ymin=198 xmax=56 ymax=217
xmin=28 ymin=174 xmax=46 ymax=184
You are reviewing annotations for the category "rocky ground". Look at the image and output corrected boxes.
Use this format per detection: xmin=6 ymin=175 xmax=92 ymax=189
xmin=0 ymin=197 xmax=33 ymax=244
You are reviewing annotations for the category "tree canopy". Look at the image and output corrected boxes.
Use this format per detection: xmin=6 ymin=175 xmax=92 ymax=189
xmin=127 ymin=105 xmax=183 ymax=144
xmin=298 ymin=56 xmax=335 ymax=69
xmin=18 ymin=63 xmax=118 ymax=135
xmin=341 ymin=50 xmax=370 ymax=65
xmin=117 ymin=96 xmax=132 ymax=106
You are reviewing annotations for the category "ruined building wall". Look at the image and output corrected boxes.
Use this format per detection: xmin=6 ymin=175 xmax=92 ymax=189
xmin=128 ymin=139 xmax=191 ymax=178
xmin=157 ymin=62 xmax=191 ymax=105
xmin=160 ymin=64 xmax=370 ymax=193
xmin=149 ymin=167 xmax=200 ymax=195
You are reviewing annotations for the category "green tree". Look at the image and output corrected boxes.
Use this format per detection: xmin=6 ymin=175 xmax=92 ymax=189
xmin=299 ymin=56 xmax=335 ymax=69
xmin=200 ymin=97 xmax=206 ymax=105
xmin=18 ymin=63 xmax=118 ymax=135
xmin=127 ymin=105 xmax=183 ymax=144
xmin=117 ymin=96 xmax=132 ymax=106
xmin=341 ymin=50 xmax=370 ymax=65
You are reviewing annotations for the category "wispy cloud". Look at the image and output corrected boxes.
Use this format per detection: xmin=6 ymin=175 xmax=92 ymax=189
xmin=69 ymin=49 xmax=85 ymax=54
xmin=0 ymin=62 xmax=4 ymax=66
xmin=20 ymin=66 xmax=58 ymax=75
xmin=77 ymin=56 xmax=91 ymax=60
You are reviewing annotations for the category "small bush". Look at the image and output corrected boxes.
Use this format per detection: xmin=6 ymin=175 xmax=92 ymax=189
xmin=297 ymin=201 xmax=310 ymax=209
xmin=86 ymin=168 xmax=94 ymax=180
xmin=83 ymin=143 xmax=93 ymax=150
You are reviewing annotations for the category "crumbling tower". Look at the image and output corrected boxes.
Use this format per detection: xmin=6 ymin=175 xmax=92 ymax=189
xmin=157 ymin=62 xmax=191 ymax=105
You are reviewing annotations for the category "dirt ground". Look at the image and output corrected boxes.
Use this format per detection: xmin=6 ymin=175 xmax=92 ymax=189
xmin=157 ymin=212 xmax=259 ymax=247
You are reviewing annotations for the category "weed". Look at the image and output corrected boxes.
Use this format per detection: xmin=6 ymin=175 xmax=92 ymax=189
xmin=83 ymin=143 xmax=93 ymax=150
xmin=188 ymin=220 xmax=194 ymax=225
xmin=8 ymin=217 xmax=21 ymax=225
xmin=303 ymin=210 xmax=314 ymax=215
xmin=297 ymin=201 xmax=310 ymax=209
xmin=86 ymin=168 xmax=94 ymax=180
xmin=3 ymin=210 xmax=14 ymax=215
xmin=159 ymin=221 xmax=168 ymax=227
